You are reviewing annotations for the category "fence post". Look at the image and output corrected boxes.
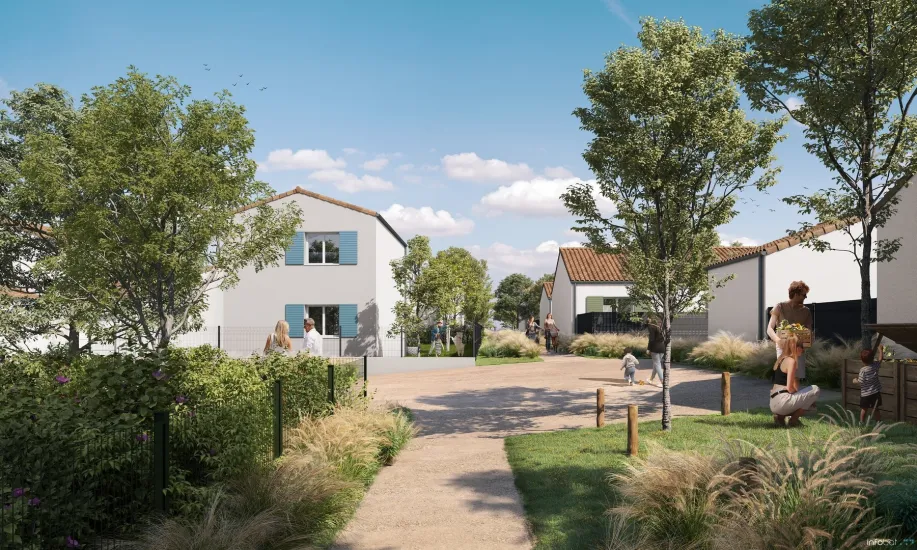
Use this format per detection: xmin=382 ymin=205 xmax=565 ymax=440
xmin=596 ymin=388 xmax=605 ymax=427
xmin=339 ymin=336 xmax=342 ymax=358
xmin=627 ymin=404 xmax=638 ymax=456
xmin=217 ymin=325 xmax=221 ymax=349
xmin=363 ymin=356 xmax=368 ymax=398
xmin=721 ymin=372 xmax=731 ymax=416
xmin=273 ymin=379 xmax=283 ymax=459
xmin=327 ymin=364 xmax=335 ymax=406
xmin=153 ymin=411 xmax=170 ymax=514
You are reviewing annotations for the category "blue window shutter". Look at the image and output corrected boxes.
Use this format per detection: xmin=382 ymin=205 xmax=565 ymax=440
xmin=285 ymin=304 xmax=305 ymax=338
xmin=285 ymin=232 xmax=304 ymax=265
xmin=340 ymin=304 xmax=358 ymax=337
xmin=339 ymin=231 xmax=357 ymax=265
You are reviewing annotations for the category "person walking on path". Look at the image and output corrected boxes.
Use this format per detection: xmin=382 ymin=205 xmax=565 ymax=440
xmin=767 ymin=281 xmax=813 ymax=382
xmin=621 ymin=348 xmax=639 ymax=385
xmin=525 ymin=316 xmax=540 ymax=342
xmin=770 ymin=334 xmax=820 ymax=427
xmin=264 ymin=320 xmax=293 ymax=355
xmin=429 ymin=321 xmax=445 ymax=356
xmin=544 ymin=313 xmax=558 ymax=353
xmin=646 ymin=315 xmax=665 ymax=386
xmin=302 ymin=317 xmax=323 ymax=356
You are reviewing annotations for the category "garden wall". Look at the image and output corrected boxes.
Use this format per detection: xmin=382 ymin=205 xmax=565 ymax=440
xmin=842 ymin=359 xmax=917 ymax=423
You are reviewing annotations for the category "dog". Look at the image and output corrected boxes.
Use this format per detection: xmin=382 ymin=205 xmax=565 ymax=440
xmin=453 ymin=333 xmax=465 ymax=356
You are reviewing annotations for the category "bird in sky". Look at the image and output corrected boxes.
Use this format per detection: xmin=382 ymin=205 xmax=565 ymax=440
xmin=259 ymin=87 xmax=267 ymax=91
xmin=203 ymin=63 xmax=211 ymax=71
xmin=238 ymin=74 xmax=243 ymax=78
xmin=246 ymin=82 xmax=250 ymax=86
xmin=232 ymin=83 xmax=237 ymax=87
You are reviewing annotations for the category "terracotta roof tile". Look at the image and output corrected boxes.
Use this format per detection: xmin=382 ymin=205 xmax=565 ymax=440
xmin=707 ymin=219 xmax=853 ymax=268
xmin=711 ymin=246 xmax=759 ymax=264
xmin=559 ymin=248 xmax=630 ymax=282
xmin=235 ymin=186 xmax=377 ymax=217
xmin=543 ymin=281 xmax=553 ymax=299
xmin=1 ymin=288 xmax=38 ymax=299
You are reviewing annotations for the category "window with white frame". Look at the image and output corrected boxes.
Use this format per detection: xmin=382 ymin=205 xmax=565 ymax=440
xmin=306 ymin=233 xmax=340 ymax=264
xmin=303 ymin=305 xmax=340 ymax=336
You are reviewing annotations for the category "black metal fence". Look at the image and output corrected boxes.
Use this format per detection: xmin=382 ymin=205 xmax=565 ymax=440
xmin=765 ymin=298 xmax=876 ymax=345
xmin=0 ymin=357 xmax=366 ymax=548
xmin=575 ymin=312 xmax=709 ymax=339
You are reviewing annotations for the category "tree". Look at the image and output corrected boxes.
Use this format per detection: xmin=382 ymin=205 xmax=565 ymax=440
xmin=388 ymin=235 xmax=433 ymax=348
xmin=729 ymin=240 xmax=745 ymax=247
xmin=422 ymin=247 xmax=493 ymax=348
xmin=742 ymin=0 xmax=917 ymax=348
xmin=0 ymin=84 xmax=104 ymax=356
xmin=22 ymin=68 xmax=301 ymax=349
xmin=494 ymin=273 xmax=534 ymax=328
xmin=563 ymin=19 xmax=784 ymax=430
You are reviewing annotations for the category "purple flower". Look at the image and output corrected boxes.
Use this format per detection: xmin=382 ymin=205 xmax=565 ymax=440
xmin=175 ymin=396 xmax=187 ymax=405
xmin=186 ymin=410 xmax=196 ymax=418
xmin=66 ymin=536 xmax=80 ymax=548
xmin=55 ymin=375 xmax=70 ymax=384
xmin=27 ymin=497 xmax=40 ymax=507
xmin=152 ymin=369 xmax=169 ymax=381
xmin=12 ymin=488 xmax=25 ymax=498
xmin=29 ymin=414 xmax=37 ymax=422
xmin=135 ymin=434 xmax=149 ymax=443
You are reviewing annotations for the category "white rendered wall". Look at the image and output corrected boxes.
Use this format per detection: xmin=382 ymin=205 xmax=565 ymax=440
xmin=575 ymin=283 xmax=631 ymax=318
xmin=708 ymin=256 xmax=760 ymax=341
xmin=764 ymin=225 xmax=877 ymax=308
xmin=879 ymin=180 xmax=917 ymax=324
xmin=375 ymin=218 xmax=406 ymax=356
xmin=539 ymin=289 xmax=551 ymax=324
xmin=551 ymin=257 xmax=575 ymax=334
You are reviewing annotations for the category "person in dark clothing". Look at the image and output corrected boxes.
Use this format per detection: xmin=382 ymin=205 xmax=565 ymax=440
xmin=645 ymin=315 xmax=666 ymax=386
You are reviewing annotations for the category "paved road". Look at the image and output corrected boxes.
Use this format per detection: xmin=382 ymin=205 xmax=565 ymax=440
xmin=332 ymin=355 xmax=838 ymax=550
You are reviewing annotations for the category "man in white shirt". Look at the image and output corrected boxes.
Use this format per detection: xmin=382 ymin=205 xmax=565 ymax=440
xmin=302 ymin=317 xmax=322 ymax=356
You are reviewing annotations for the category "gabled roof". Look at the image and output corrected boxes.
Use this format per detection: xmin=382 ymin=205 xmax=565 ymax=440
xmin=707 ymin=219 xmax=851 ymax=268
xmin=236 ymin=186 xmax=406 ymax=248
xmin=1 ymin=288 xmax=39 ymax=299
xmin=559 ymin=247 xmax=630 ymax=282
xmin=543 ymin=281 xmax=553 ymax=299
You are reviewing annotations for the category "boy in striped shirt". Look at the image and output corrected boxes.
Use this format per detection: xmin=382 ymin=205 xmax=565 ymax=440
xmin=852 ymin=346 xmax=883 ymax=422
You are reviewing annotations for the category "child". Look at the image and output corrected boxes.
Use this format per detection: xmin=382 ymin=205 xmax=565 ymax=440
xmin=852 ymin=345 xmax=883 ymax=422
xmin=621 ymin=348 xmax=639 ymax=386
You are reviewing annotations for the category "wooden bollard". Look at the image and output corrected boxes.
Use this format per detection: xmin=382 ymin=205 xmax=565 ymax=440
xmin=722 ymin=372 xmax=731 ymax=416
xmin=627 ymin=404 xmax=638 ymax=456
xmin=597 ymin=388 xmax=605 ymax=427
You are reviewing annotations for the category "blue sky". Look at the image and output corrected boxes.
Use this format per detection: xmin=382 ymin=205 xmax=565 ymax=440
xmin=1 ymin=0 xmax=834 ymax=283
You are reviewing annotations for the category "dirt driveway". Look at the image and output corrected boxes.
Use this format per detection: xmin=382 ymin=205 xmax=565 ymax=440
xmin=332 ymin=355 xmax=838 ymax=550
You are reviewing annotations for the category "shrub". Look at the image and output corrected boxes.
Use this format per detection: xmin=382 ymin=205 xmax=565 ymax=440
xmin=804 ymin=337 xmax=859 ymax=388
xmin=569 ymin=333 xmax=649 ymax=358
xmin=478 ymin=330 xmax=541 ymax=358
xmin=687 ymin=331 xmax=760 ymax=371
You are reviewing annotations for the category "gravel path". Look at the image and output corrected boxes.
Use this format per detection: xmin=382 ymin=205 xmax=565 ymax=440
xmin=332 ymin=355 xmax=839 ymax=550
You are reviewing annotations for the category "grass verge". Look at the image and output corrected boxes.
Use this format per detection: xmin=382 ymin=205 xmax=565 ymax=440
xmin=504 ymin=404 xmax=917 ymax=549
xmin=475 ymin=356 xmax=545 ymax=367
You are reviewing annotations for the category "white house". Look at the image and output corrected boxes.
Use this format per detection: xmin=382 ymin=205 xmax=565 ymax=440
xmin=877 ymin=180 xmax=917 ymax=353
xmin=539 ymin=281 xmax=553 ymax=325
xmin=550 ymin=247 xmax=633 ymax=335
xmin=204 ymin=187 xmax=406 ymax=357
xmin=708 ymin=220 xmax=877 ymax=341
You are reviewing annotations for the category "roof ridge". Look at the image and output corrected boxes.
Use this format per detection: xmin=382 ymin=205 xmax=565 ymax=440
xmin=235 ymin=186 xmax=378 ymax=217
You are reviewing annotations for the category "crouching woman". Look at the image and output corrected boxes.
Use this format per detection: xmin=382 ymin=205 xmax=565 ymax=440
xmin=770 ymin=334 xmax=820 ymax=427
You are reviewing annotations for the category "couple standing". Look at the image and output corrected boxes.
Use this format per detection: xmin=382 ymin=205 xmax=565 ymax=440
xmin=767 ymin=280 xmax=820 ymax=426
xmin=264 ymin=319 xmax=323 ymax=356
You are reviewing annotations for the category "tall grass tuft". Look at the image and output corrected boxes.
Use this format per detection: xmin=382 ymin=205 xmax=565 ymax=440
xmin=606 ymin=424 xmax=901 ymax=549
xmin=804 ymin=337 xmax=860 ymax=388
xmin=569 ymin=333 xmax=649 ymax=358
xmin=687 ymin=332 xmax=760 ymax=371
xmin=478 ymin=330 xmax=542 ymax=358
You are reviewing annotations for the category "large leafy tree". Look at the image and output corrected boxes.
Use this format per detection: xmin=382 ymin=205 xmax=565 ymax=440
xmin=494 ymin=273 xmax=534 ymax=328
xmin=743 ymin=0 xmax=917 ymax=348
xmin=563 ymin=19 xmax=784 ymax=430
xmin=0 ymin=84 xmax=104 ymax=356
xmin=527 ymin=273 xmax=554 ymax=322
xmin=422 ymin=247 xmax=493 ymax=348
xmin=23 ymin=68 xmax=301 ymax=349
xmin=388 ymin=235 xmax=433 ymax=347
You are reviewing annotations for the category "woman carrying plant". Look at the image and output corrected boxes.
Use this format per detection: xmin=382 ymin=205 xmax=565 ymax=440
xmin=770 ymin=334 xmax=820 ymax=427
xmin=264 ymin=320 xmax=293 ymax=355
xmin=767 ymin=281 xmax=813 ymax=381
xmin=544 ymin=313 xmax=559 ymax=352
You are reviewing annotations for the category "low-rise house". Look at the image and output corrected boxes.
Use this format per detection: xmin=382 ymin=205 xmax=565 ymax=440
xmin=877 ymin=179 xmax=917 ymax=353
xmin=539 ymin=281 xmax=553 ymax=325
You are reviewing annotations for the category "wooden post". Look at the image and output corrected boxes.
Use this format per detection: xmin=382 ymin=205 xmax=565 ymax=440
xmin=627 ymin=404 xmax=638 ymax=456
xmin=596 ymin=388 xmax=605 ymax=427
xmin=721 ymin=372 xmax=731 ymax=416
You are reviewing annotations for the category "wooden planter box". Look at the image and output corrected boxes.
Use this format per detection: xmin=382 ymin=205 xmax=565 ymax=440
xmin=841 ymin=359 xmax=917 ymax=422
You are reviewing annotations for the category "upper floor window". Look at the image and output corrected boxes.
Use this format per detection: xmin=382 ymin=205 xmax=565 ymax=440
xmin=307 ymin=233 xmax=340 ymax=264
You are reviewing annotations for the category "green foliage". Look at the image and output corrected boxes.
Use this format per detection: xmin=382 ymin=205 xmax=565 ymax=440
xmin=421 ymin=247 xmax=493 ymax=327
xmin=743 ymin=0 xmax=917 ymax=348
xmin=494 ymin=273 xmax=535 ymax=328
xmin=563 ymin=18 xmax=784 ymax=430
xmin=478 ymin=330 xmax=541 ymax=359
xmin=389 ymin=235 xmax=433 ymax=347
xmin=19 ymin=68 xmax=301 ymax=349
xmin=569 ymin=333 xmax=699 ymax=362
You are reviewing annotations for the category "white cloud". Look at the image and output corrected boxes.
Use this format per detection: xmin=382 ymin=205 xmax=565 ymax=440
xmin=442 ymin=152 xmax=535 ymax=182
xmin=544 ymin=166 xmax=574 ymax=179
xmin=379 ymin=204 xmax=475 ymax=237
xmin=561 ymin=240 xmax=585 ymax=248
xmin=719 ymin=233 xmax=759 ymax=247
xmin=403 ymin=174 xmax=423 ymax=184
xmin=342 ymin=148 xmax=362 ymax=155
xmin=603 ymin=0 xmax=640 ymax=32
xmin=308 ymin=169 xmax=394 ymax=193
xmin=363 ymin=157 xmax=390 ymax=171
xmin=478 ymin=177 xmax=617 ymax=217
xmin=259 ymin=149 xmax=346 ymax=172
xmin=466 ymin=240 xmax=564 ymax=276
xmin=785 ymin=97 xmax=804 ymax=111
xmin=397 ymin=163 xmax=415 ymax=171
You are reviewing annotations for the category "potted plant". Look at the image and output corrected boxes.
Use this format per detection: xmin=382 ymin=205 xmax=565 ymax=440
xmin=776 ymin=319 xmax=812 ymax=348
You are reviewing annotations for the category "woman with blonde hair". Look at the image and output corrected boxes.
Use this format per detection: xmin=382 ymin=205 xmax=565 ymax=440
xmin=264 ymin=320 xmax=293 ymax=355
xmin=544 ymin=313 xmax=558 ymax=352
xmin=770 ymin=334 xmax=820 ymax=427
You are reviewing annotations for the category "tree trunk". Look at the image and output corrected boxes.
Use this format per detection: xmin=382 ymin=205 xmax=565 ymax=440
xmin=67 ymin=322 xmax=80 ymax=363
xmin=860 ymin=226 xmax=874 ymax=349
xmin=158 ymin=315 xmax=173 ymax=349
xmin=661 ymin=313 xmax=673 ymax=431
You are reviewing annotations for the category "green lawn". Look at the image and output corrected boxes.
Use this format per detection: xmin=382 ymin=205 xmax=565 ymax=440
xmin=504 ymin=404 xmax=917 ymax=549
xmin=416 ymin=342 xmax=463 ymax=357
xmin=475 ymin=356 xmax=544 ymax=367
